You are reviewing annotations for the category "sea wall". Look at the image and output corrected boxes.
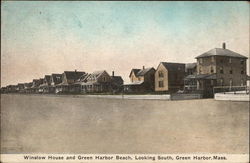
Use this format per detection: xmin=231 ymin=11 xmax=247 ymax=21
xmin=214 ymin=92 xmax=249 ymax=101
xmin=83 ymin=94 xmax=171 ymax=100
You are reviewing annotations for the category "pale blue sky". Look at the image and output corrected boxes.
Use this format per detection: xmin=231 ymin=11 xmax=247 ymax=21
xmin=1 ymin=1 xmax=249 ymax=86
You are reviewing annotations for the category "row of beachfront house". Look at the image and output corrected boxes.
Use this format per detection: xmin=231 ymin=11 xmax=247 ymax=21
xmin=1 ymin=43 xmax=249 ymax=97
xmin=1 ymin=70 xmax=124 ymax=94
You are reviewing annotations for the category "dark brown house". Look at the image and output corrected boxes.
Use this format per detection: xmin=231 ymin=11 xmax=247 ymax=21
xmin=110 ymin=71 xmax=124 ymax=93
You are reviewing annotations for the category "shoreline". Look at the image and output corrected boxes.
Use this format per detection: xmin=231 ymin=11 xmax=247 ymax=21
xmin=2 ymin=93 xmax=249 ymax=102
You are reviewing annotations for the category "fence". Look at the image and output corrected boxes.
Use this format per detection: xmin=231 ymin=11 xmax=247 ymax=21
xmin=213 ymin=86 xmax=249 ymax=94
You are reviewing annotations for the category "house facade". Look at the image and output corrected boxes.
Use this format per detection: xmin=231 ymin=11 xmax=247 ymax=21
xmin=184 ymin=43 xmax=248 ymax=97
xmin=55 ymin=71 xmax=85 ymax=94
xmin=124 ymin=67 xmax=155 ymax=93
xmin=185 ymin=63 xmax=197 ymax=76
xmin=24 ymin=82 xmax=33 ymax=93
xmin=80 ymin=70 xmax=112 ymax=93
xmin=6 ymin=85 xmax=18 ymax=93
xmin=50 ymin=74 xmax=63 ymax=93
xmin=0 ymin=87 xmax=7 ymax=93
xmin=155 ymin=62 xmax=185 ymax=93
xmin=17 ymin=83 xmax=25 ymax=93
xmin=110 ymin=71 xmax=124 ymax=93
xmin=39 ymin=75 xmax=53 ymax=93
xmin=30 ymin=79 xmax=43 ymax=93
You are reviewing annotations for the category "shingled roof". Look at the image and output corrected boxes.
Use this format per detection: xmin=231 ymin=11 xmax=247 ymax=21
xmin=44 ymin=75 xmax=52 ymax=84
xmin=129 ymin=69 xmax=140 ymax=77
xmin=195 ymin=48 xmax=247 ymax=59
xmin=64 ymin=71 xmax=85 ymax=80
xmin=137 ymin=67 xmax=155 ymax=76
xmin=129 ymin=67 xmax=155 ymax=77
xmin=160 ymin=62 xmax=185 ymax=71
xmin=111 ymin=76 xmax=123 ymax=84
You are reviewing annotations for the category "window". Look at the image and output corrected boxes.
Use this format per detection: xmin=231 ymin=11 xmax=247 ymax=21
xmin=159 ymin=81 xmax=164 ymax=88
xmin=158 ymin=71 xmax=164 ymax=78
xmin=240 ymin=60 xmax=244 ymax=65
xmin=211 ymin=56 xmax=215 ymax=63
xmin=229 ymin=69 xmax=233 ymax=74
xmin=241 ymin=79 xmax=244 ymax=86
xmin=199 ymin=58 xmax=203 ymax=64
xmin=220 ymin=79 xmax=224 ymax=86
xmin=211 ymin=80 xmax=214 ymax=86
xmin=210 ymin=66 xmax=214 ymax=73
xmin=220 ymin=67 xmax=224 ymax=74
xmin=241 ymin=70 xmax=244 ymax=74
xmin=229 ymin=79 xmax=233 ymax=87
xmin=229 ymin=58 xmax=232 ymax=63
xmin=103 ymin=77 xmax=106 ymax=82
xmin=199 ymin=67 xmax=202 ymax=73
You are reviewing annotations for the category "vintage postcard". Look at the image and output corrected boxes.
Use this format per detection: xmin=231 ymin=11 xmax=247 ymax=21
xmin=1 ymin=1 xmax=249 ymax=163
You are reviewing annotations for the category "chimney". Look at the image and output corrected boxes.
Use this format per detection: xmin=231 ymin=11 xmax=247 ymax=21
xmin=75 ymin=69 xmax=77 ymax=72
xmin=222 ymin=42 xmax=226 ymax=49
xmin=143 ymin=66 xmax=145 ymax=70
xmin=112 ymin=71 xmax=114 ymax=77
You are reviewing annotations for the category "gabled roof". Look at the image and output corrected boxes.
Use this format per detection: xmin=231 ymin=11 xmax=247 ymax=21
xmin=91 ymin=70 xmax=106 ymax=78
xmin=24 ymin=82 xmax=33 ymax=88
xmin=77 ymin=73 xmax=89 ymax=82
xmin=129 ymin=69 xmax=140 ymax=77
xmin=111 ymin=76 xmax=123 ymax=83
xmin=86 ymin=70 xmax=109 ymax=81
xmin=129 ymin=67 xmax=155 ymax=77
xmin=137 ymin=67 xmax=155 ymax=76
xmin=64 ymin=71 xmax=85 ymax=80
xmin=44 ymin=75 xmax=51 ymax=84
xmin=51 ymin=74 xmax=62 ymax=82
xmin=160 ymin=62 xmax=185 ymax=71
xmin=195 ymin=48 xmax=248 ymax=59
